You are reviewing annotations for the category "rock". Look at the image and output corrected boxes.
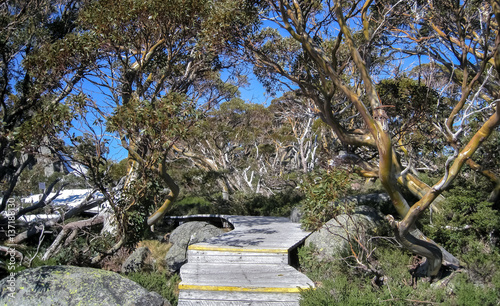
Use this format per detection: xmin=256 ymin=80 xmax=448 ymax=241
xmin=165 ymin=244 xmax=188 ymax=273
xmin=121 ymin=247 xmax=152 ymax=273
xmin=0 ymin=265 xmax=170 ymax=306
xmin=289 ymin=206 xmax=303 ymax=223
xmin=305 ymin=205 xmax=383 ymax=260
xmin=165 ymin=221 xmax=224 ymax=272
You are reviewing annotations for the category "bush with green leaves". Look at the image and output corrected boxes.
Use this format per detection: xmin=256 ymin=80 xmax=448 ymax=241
xmin=221 ymin=189 xmax=302 ymax=217
xmin=15 ymin=163 xmax=88 ymax=197
xmin=298 ymin=241 xmax=500 ymax=305
xmin=168 ymin=188 xmax=302 ymax=218
xmin=299 ymin=168 xmax=354 ymax=230
xmin=420 ymin=176 xmax=500 ymax=287
xmin=298 ymin=171 xmax=500 ymax=305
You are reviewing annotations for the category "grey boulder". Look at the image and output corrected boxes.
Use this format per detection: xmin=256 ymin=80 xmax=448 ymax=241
xmin=305 ymin=205 xmax=383 ymax=260
xmin=165 ymin=221 xmax=224 ymax=272
xmin=121 ymin=246 xmax=152 ymax=273
xmin=0 ymin=265 xmax=170 ymax=306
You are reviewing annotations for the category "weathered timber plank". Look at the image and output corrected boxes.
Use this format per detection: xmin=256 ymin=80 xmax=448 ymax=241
xmin=179 ymin=290 xmax=302 ymax=301
xmin=178 ymin=302 xmax=298 ymax=306
xmin=178 ymin=300 xmax=299 ymax=306
xmin=187 ymin=250 xmax=288 ymax=264
xmin=179 ymin=290 xmax=302 ymax=305
xmin=180 ymin=263 xmax=314 ymax=290
xmin=192 ymin=216 xmax=310 ymax=251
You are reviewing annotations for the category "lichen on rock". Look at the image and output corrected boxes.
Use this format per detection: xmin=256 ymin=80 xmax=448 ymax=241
xmin=0 ymin=265 xmax=170 ymax=306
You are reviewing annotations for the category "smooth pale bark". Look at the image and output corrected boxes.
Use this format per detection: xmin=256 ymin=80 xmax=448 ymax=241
xmin=392 ymin=102 xmax=500 ymax=276
xmin=123 ymin=146 xmax=180 ymax=226
xmin=11 ymin=197 xmax=105 ymax=245
xmin=146 ymin=159 xmax=179 ymax=226
xmin=334 ymin=3 xmax=411 ymax=218
xmin=15 ymin=179 xmax=62 ymax=219
xmin=265 ymin=0 xmax=497 ymax=278
xmin=334 ymin=1 xmax=457 ymax=277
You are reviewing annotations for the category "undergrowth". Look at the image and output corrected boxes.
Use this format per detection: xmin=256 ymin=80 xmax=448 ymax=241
xmin=298 ymin=236 xmax=500 ymax=305
xmin=298 ymin=170 xmax=500 ymax=305
xmin=125 ymin=271 xmax=180 ymax=305
xmin=170 ymin=188 xmax=302 ymax=217
xmin=299 ymin=168 xmax=353 ymax=230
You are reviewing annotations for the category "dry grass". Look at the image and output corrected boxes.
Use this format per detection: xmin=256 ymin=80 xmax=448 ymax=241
xmin=101 ymin=247 xmax=132 ymax=272
xmin=137 ymin=240 xmax=172 ymax=271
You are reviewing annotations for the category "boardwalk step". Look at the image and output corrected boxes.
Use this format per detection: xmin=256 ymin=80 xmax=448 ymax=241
xmin=187 ymin=249 xmax=289 ymax=264
xmin=180 ymin=263 xmax=313 ymax=292
xmin=178 ymin=290 xmax=302 ymax=305
xmin=176 ymin=215 xmax=314 ymax=305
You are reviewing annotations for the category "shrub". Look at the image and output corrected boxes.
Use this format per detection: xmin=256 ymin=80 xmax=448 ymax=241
xmin=222 ymin=188 xmax=302 ymax=217
xmin=298 ymin=238 xmax=500 ymax=305
xmin=299 ymin=168 xmax=353 ymax=230
xmin=169 ymin=195 xmax=215 ymax=216
xmin=452 ymin=273 xmax=499 ymax=305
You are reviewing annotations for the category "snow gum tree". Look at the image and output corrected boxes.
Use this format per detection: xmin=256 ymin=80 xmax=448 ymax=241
xmin=247 ymin=0 xmax=500 ymax=278
xmin=72 ymin=0 xmax=261 ymax=252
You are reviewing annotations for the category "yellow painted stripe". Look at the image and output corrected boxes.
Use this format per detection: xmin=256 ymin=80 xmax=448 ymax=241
xmin=178 ymin=284 xmax=311 ymax=293
xmin=188 ymin=245 xmax=288 ymax=253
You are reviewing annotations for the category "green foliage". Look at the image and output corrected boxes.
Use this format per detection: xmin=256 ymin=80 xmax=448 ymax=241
xmin=473 ymin=131 xmax=500 ymax=175
xmin=108 ymin=159 xmax=128 ymax=183
xmin=298 ymin=171 xmax=500 ymax=305
xmin=174 ymin=168 xmax=225 ymax=201
xmin=125 ymin=208 xmax=152 ymax=246
xmin=15 ymin=164 xmax=53 ymax=196
xmin=170 ymin=189 xmax=302 ymax=218
xmin=423 ymin=178 xmax=500 ymax=278
xmin=52 ymin=232 xmax=112 ymax=266
xmin=15 ymin=164 xmax=88 ymax=197
xmin=300 ymin=277 xmax=379 ymax=306
xmin=0 ymin=0 xmax=95 ymax=208
xmin=117 ymin=172 xmax=168 ymax=246
xmin=222 ymin=189 xmax=302 ymax=217
xmin=299 ymin=169 xmax=353 ymax=230
xmin=169 ymin=196 xmax=215 ymax=216
xmin=0 ymin=256 xmax=60 ymax=278
xmin=298 ymin=244 xmax=381 ymax=305
xmin=420 ymin=176 xmax=500 ymax=297
xmin=452 ymin=273 xmax=500 ymax=305
xmin=376 ymin=77 xmax=451 ymax=157
xmin=298 ymin=241 xmax=500 ymax=305
xmin=25 ymin=256 xmax=60 ymax=270
xmin=125 ymin=271 xmax=180 ymax=306
xmin=107 ymin=93 xmax=199 ymax=151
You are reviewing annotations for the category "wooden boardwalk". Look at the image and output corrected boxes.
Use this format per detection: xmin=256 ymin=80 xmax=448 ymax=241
xmin=176 ymin=215 xmax=315 ymax=305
